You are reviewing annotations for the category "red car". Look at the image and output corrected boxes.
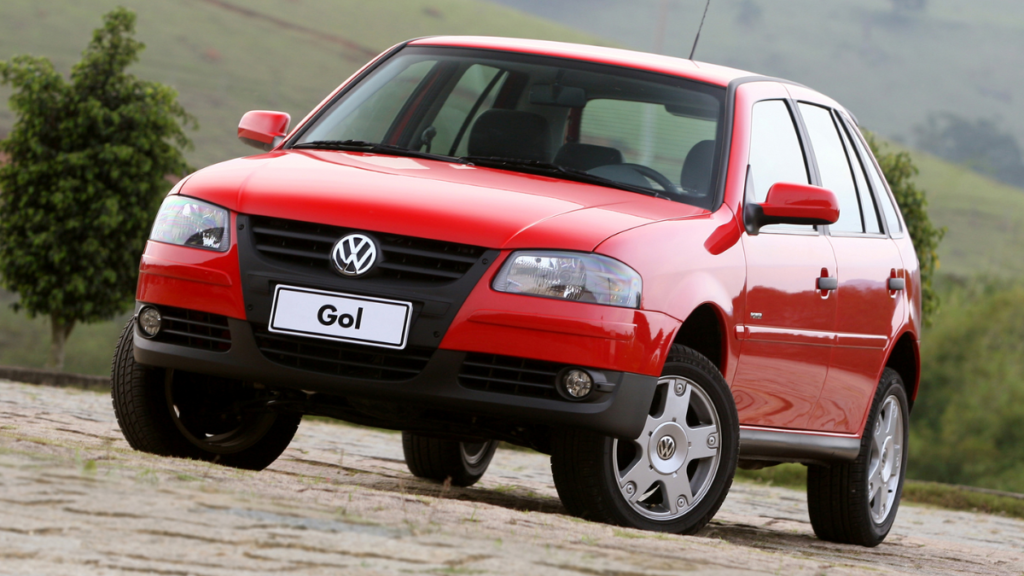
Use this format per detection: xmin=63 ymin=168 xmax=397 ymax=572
xmin=112 ymin=37 xmax=919 ymax=546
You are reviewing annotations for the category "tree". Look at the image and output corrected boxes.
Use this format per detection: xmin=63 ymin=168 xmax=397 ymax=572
xmin=0 ymin=8 xmax=195 ymax=369
xmin=864 ymin=133 xmax=945 ymax=324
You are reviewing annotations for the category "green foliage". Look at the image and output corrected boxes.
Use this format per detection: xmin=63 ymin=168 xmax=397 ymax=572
xmin=865 ymin=133 xmax=945 ymax=323
xmin=0 ymin=7 xmax=194 ymax=360
xmin=909 ymin=278 xmax=1024 ymax=492
xmin=734 ymin=463 xmax=807 ymax=490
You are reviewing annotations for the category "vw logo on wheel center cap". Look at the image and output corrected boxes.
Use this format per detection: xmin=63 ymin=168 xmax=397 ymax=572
xmin=650 ymin=422 xmax=688 ymax=474
xmin=331 ymin=233 xmax=378 ymax=277
xmin=657 ymin=435 xmax=676 ymax=460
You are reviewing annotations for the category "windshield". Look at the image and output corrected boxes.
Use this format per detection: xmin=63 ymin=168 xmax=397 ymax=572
xmin=291 ymin=46 xmax=726 ymax=208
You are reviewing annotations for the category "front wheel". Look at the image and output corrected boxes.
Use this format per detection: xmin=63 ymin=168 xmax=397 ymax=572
xmin=806 ymin=367 xmax=909 ymax=547
xmin=111 ymin=320 xmax=300 ymax=471
xmin=551 ymin=345 xmax=739 ymax=534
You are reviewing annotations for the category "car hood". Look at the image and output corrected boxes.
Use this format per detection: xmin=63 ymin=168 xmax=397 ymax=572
xmin=179 ymin=150 xmax=709 ymax=251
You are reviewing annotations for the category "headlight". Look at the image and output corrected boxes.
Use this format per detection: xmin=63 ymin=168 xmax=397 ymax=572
xmin=492 ymin=251 xmax=642 ymax=308
xmin=150 ymin=196 xmax=230 ymax=251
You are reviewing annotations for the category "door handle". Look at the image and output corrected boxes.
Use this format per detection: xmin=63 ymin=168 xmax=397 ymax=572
xmin=817 ymin=277 xmax=838 ymax=291
xmin=888 ymin=277 xmax=905 ymax=291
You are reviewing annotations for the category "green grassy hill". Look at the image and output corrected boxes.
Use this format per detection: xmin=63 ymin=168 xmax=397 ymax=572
xmin=908 ymin=147 xmax=1024 ymax=278
xmin=0 ymin=0 xmax=607 ymax=168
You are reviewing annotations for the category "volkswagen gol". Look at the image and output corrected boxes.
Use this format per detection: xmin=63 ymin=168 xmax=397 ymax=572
xmin=112 ymin=37 xmax=920 ymax=546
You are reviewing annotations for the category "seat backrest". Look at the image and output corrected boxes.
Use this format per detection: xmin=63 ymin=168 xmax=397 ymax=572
xmin=680 ymin=139 xmax=716 ymax=195
xmin=467 ymin=110 xmax=551 ymax=162
xmin=553 ymin=143 xmax=624 ymax=172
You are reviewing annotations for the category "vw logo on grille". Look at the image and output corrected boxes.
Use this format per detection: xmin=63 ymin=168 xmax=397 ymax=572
xmin=330 ymin=233 xmax=378 ymax=277
xmin=656 ymin=435 xmax=676 ymax=460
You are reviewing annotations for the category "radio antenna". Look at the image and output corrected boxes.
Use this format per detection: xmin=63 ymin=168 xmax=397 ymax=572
xmin=689 ymin=0 xmax=711 ymax=60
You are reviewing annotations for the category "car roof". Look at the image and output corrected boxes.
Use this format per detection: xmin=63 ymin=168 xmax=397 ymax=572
xmin=409 ymin=36 xmax=762 ymax=88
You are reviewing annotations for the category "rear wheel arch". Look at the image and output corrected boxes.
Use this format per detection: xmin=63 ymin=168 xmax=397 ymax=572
xmin=671 ymin=304 xmax=727 ymax=375
xmin=885 ymin=332 xmax=919 ymax=409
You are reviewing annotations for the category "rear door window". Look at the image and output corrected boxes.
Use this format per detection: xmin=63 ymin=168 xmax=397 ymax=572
xmin=845 ymin=122 xmax=905 ymax=238
xmin=798 ymin=103 xmax=864 ymax=234
xmin=835 ymin=116 xmax=883 ymax=234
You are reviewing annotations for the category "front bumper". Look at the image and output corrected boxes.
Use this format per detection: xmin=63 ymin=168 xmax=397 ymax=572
xmin=133 ymin=317 xmax=658 ymax=439
xmin=134 ymin=214 xmax=679 ymax=439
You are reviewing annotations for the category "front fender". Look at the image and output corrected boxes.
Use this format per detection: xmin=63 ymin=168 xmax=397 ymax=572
xmin=596 ymin=207 xmax=746 ymax=380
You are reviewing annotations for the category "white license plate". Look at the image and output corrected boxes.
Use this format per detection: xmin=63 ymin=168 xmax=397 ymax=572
xmin=268 ymin=285 xmax=412 ymax=350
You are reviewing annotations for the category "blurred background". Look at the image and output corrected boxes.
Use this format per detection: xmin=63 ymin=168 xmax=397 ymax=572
xmin=1 ymin=0 xmax=1022 ymax=493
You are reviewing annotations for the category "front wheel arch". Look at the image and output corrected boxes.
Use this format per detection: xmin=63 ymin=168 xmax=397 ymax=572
xmin=670 ymin=303 xmax=728 ymax=375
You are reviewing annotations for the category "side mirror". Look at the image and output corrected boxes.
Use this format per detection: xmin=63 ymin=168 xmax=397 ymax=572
xmin=744 ymin=182 xmax=840 ymax=235
xmin=238 ymin=110 xmax=291 ymax=151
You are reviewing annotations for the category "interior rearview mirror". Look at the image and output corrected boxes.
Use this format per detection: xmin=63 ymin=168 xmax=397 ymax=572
xmin=529 ymin=84 xmax=587 ymax=107
xmin=238 ymin=110 xmax=291 ymax=151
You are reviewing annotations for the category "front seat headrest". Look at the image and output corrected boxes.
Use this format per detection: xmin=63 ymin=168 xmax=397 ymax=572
xmin=468 ymin=110 xmax=551 ymax=162
xmin=680 ymin=139 xmax=716 ymax=195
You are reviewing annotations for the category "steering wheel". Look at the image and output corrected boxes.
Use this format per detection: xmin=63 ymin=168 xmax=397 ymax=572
xmin=620 ymin=163 xmax=682 ymax=195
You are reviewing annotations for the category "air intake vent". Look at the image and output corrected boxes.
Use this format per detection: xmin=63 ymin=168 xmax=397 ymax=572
xmin=252 ymin=325 xmax=433 ymax=381
xmin=152 ymin=306 xmax=231 ymax=351
xmin=249 ymin=216 xmax=486 ymax=283
xmin=458 ymin=353 xmax=561 ymax=399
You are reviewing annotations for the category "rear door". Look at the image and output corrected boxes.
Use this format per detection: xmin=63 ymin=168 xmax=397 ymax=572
xmin=794 ymin=101 xmax=905 ymax=434
xmin=731 ymin=94 xmax=838 ymax=430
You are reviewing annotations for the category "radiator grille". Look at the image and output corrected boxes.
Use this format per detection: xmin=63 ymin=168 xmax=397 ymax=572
xmin=249 ymin=216 xmax=486 ymax=283
xmin=252 ymin=326 xmax=433 ymax=381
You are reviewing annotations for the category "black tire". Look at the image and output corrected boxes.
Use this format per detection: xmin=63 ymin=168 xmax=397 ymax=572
xmin=550 ymin=345 xmax=739 ymax=534
xmin=111 ymin=320 xmax=300 ymax=471
xmin=402 ymin=432 xmax=498 ymax=487
xmin=807 ymin=367 xmax=909 ymax=547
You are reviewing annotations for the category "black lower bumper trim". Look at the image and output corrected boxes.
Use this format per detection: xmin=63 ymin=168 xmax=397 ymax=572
xmin=132 ymin=317 xmax=658 ymax=439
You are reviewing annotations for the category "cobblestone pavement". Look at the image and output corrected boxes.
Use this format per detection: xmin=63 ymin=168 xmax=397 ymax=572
xmin=1 ymin=379 xmax=1022 ymax=575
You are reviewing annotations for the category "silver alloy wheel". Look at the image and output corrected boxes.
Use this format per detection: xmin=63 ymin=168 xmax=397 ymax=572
xmin=460 ymin=441 xmax=491 ymax=466
xmin=164 ymin=369 xmax=277 ymax=455
xmin=613 ymin=376 xmax=722 ymax=520
xmin=868 ymin=394 xmax=904 ymax=524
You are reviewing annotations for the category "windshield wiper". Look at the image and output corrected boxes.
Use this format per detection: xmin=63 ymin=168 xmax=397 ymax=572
xmin=460 ymin=156 xmax=670 ymax=200
xmin=292 ymin=140 xmax=463 ymax=164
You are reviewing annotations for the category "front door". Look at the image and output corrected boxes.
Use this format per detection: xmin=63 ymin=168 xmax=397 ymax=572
xmin=731 ymin=99 xmax=837 ymax=430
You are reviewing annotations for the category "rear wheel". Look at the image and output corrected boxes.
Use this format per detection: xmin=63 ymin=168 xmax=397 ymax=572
xmin=402 ymin=432 xmax=498 ymax=487
xmin=111 ymin=320 xmax=300 ymax=471
xmin=550 ymin=345 xmax=738 ymax=534
xmin=806 ymin=368 xmax=909 ymax=547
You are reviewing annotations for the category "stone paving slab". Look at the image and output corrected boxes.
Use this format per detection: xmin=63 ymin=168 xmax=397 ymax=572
xmin=1 ymin=379 xmax=1022 ymax=575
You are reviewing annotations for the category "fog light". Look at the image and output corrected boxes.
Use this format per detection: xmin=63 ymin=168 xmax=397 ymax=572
xmin=560 ymin=369 xmax=593 ymax=400
xmin=138 ymin=306 xmax=162 ymax=338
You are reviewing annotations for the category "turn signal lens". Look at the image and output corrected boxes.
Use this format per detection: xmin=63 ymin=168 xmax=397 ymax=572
xmin=492 ymin=251 xmax=642 ymax=308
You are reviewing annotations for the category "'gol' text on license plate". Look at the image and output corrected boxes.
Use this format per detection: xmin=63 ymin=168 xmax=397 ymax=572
xmin=268 ymin=285 xmax=412 ymax=349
